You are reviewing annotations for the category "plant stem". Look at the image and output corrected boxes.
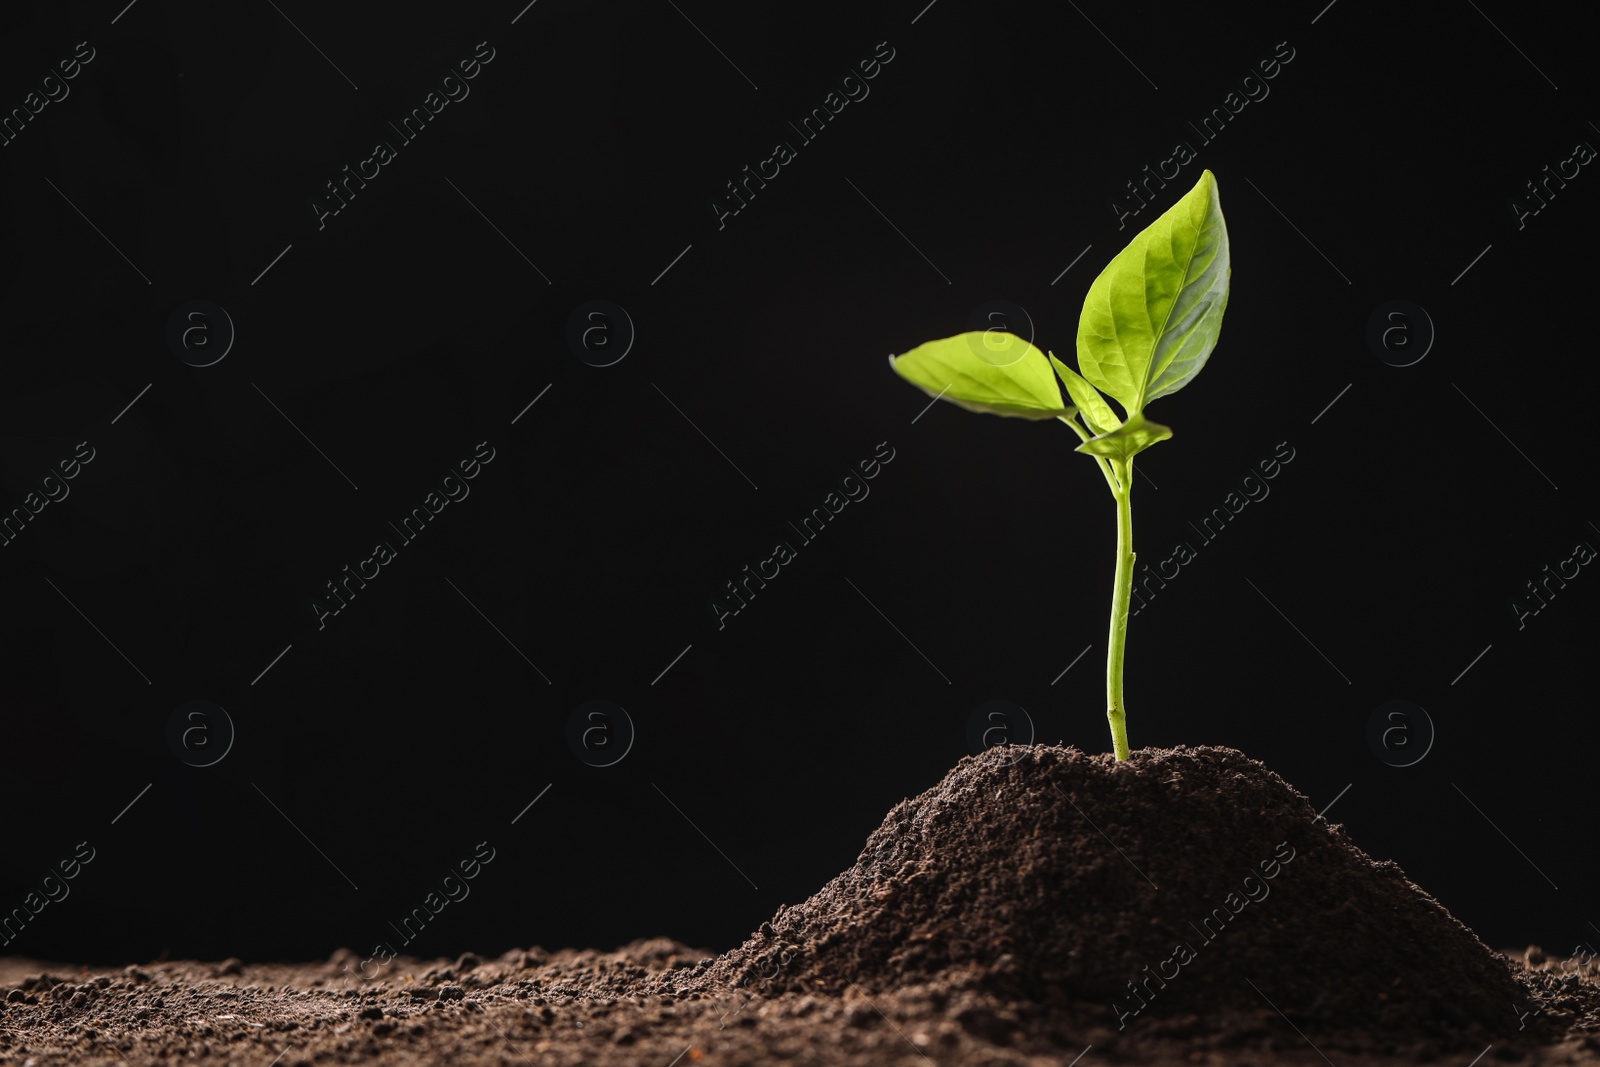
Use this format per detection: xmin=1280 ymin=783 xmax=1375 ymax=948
xmin=1055 ymin=415 xmax=1119 ymax=493
xmin=1106 ymin=456 xmax=1135 ymax=760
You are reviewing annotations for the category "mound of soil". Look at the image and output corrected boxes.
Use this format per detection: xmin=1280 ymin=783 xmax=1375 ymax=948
xmin=682 ymin=744 xmax=1554 ymax=1051
xmin=6 ymin=744 xmax=1599 ymax=1065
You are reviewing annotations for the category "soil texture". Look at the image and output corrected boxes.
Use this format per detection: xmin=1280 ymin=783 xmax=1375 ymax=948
xmin=4 ymin=744 xmax=1598 ymax=1066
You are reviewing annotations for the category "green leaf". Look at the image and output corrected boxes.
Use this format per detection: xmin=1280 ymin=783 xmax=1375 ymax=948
xmin=889 ymin=331 xmax=1070 ymax=420
xmin=1073 ymin=412 xmax=1173 ymax=461
xmin=1048 ymin=352 xmax=1122 ymax=436
xmin=1076 ymin=168 xmax=1231 ymax=417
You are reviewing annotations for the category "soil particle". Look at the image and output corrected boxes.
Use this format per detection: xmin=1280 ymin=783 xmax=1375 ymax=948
xmin=2 ymin=745 xmax=1597 ymax=1066
xmin=679 ymin=745 xmax=1549 ymax=1053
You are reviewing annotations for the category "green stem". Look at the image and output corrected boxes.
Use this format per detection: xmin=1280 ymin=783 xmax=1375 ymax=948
xmin=1056 ymin=415 xmax=1119 ymax=494
xmin=1106 ymin=456 xmax=1135 ymax=760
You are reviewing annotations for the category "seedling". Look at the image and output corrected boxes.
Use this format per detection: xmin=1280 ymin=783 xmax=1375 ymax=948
xmin=890 ymin=169 xmax=1231 ymax=760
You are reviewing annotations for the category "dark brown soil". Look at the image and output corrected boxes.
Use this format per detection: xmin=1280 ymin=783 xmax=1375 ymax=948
xmin=5 ymin=744 xmax=1599 ymax=1066
xmin=685 ymin=745 xmax=1573 ymax=1050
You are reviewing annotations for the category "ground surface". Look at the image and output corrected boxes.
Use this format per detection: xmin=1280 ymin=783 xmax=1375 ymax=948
xmin=4 ymin=745 xmax=1598 ymax=1066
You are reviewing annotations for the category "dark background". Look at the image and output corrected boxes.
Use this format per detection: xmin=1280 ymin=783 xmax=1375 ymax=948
xmin=1 ymin=0 xmax=1596 ymax=968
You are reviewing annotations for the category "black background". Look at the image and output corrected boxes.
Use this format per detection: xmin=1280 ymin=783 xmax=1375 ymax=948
xmin=1 ymin=0 xmax=1596 ymax=968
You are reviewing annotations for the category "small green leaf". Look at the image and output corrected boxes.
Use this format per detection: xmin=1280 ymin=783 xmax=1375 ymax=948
xmin=1048 ymin=352 xmax=1122 ymax=436
xmin=889 ymin=331 xmax=1069 ymax=420
xmin=1073 ymin=412 xmax=1173 ymax=461
xmin=1077 ymin=169 xmax=1231 ymax=416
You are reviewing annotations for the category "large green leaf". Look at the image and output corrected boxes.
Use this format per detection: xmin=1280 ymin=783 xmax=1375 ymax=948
xmin=1074 ymin=412 xmax=1173 ymax=461
xmin=1048 ymin=352 xmax=1122 ymax=436
xmin=889 ymin=332 xmax=1069 ymax=420
xmin=1076 ymin=169 xmax=1230 ymax=416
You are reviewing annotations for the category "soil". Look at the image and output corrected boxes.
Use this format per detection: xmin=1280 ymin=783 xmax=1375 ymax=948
xmin=4 ymin=744 xmax=1599 ymax=1066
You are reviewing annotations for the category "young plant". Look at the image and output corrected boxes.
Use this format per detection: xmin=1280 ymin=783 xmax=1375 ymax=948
xmin=889 ymin=169 xmax=1230 ymax=760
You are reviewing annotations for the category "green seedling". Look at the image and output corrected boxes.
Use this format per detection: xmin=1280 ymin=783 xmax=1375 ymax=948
xmin=889 ymin=169 xmax=1231 ymax=760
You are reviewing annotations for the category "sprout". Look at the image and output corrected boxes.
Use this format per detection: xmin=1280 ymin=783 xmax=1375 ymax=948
xmin=890 ymin=170 xmax=1231 ymax=759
